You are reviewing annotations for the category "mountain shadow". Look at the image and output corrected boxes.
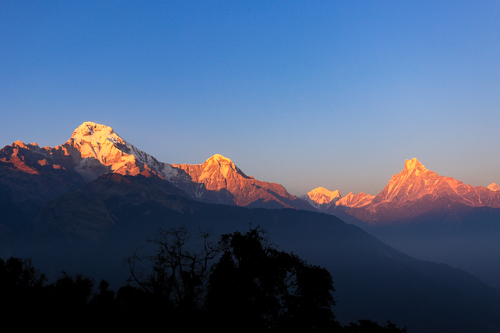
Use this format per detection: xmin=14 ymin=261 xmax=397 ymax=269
xmin=18 ymin=174 xmax=500 ymax=333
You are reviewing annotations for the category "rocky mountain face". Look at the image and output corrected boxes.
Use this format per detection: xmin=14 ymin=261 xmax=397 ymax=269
xmin=305 ymin=187 xmax=341 ymax=204
xmin=172 ymin=154 xmax=314 ymax=209
xmin=0 ymin=122 xmax=169 ymax=187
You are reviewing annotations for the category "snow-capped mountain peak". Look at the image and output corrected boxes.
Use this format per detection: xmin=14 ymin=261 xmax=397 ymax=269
xmin=67 ymin=123 xmax=135 ymax=171
xmin=207 ymin=154 xmax=232 ymax=164
xmin=336 ymin=192 xmax=374 ymax=208
xmin=201 ymin=154 xmax=249 ymax=179
xmin=307 ymin=187 xmax=341 ymax=204
xmin=374 ymin=158 xmax=443 ymax=203
xmin=63 ymin=122 xmax=183 ymax=181
xmin=404 ymin=158 xmax=428 ymax=175
xmin=67 ymin=121 xmax=159 ymax=171
xmin=171 ymin=154 xmax=305 ymax=208
xmin=488 ymin=183 xmax=500 ymax=191
xmin=299 ymin=187 xmax=342 ymax=212
xmin=349 ymin=158 xmax=500 ymax=224
xmin=70 ymin=122 xmax=126 ymax=146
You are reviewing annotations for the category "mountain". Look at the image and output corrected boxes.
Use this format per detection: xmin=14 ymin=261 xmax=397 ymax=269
xmin=372 ymin=158 xmax=500 ymax=208
xmin=0 ymin=140 xmax=88 ymax=241
xmin=305 ymin=187 xmax=342 ymax=205
xmin=25 ymin=173 xmax=500 ymax=333
xmin=172 ymin=154 xmax=314 ymax=210
xmin=335 ymin=191 xmax=374 ymax=208
xmin=301 ymin=186 xmax=374 ymax=214
xmin=32 ymin=173 xmax=188 ymax=243
xmin=488 ymin=183 xmax=500 ymax=191
xmin=300 ymin=187 xmax=341 ymax=212
xmin=68 ymin=122 xmax=313 ymax=210
xmin=0 ymin=122 xmax=176 ymax=244
xmin=0 ymin=122 xmax=313 ymax=214
xmin=340 ymin=158 xmax=500 ymax=225
xmin=65 ymin=122 xmax=181 ymax=181
xmin=0 ymin=122 xmax=171 ymax=189
xmin=317 ymin=158 xmax=500 ymax=290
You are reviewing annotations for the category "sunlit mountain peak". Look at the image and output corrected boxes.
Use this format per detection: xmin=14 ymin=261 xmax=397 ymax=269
xmin=66 ymin=122 xmax=132 ymax=165
xmin=12 ymin=140 xmax=29 ymax=148
xmin=404 ymin=158 xmax=428 ymax=174
xmin=70 ymin=122 xmax=124 ymax=145
xmin=64 ymin=122 xmax=181 ymax=180
xmin=206 ymin=154 xmax=233 ymax=165
xmin=336 ymin=192 xmax=374 ymax=208
xmin=199 ymin=154 xmax=249 ymax=180
xmin=488 ymin=183 xmax=500 ymax=191
xmin=307 ymin=187 xmax=341 ymax=204
xmin=172 ymin=153 xmax=302 ymax=208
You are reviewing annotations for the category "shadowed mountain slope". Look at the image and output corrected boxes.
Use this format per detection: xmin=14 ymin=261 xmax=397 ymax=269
xmin=24 ymin=174 xmax=500 ymax=333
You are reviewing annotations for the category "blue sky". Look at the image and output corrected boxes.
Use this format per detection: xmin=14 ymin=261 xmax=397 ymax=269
xmin=1 ymin=1 xmax=500 ymax=196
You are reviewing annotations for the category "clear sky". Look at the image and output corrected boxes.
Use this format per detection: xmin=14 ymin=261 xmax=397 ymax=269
xmin=1 ymin=1 xmax=499 ymax=196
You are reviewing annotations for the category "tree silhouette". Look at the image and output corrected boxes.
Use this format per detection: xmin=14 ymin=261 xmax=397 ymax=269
xmin=47 ymin=271 xmax=95 ymax=327
xmin=206 ymin=227 xmax=339 ymax=331
xmin=124 ymin=226 xmax=224 ymax=330
xmin=0 ymin=228 xmax=407 ymax=332
xmin=0 ymin=257 xmax=47 ymax=318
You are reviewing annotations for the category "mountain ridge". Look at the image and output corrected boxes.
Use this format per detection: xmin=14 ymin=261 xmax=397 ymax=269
xmin=1 ymin=121 xmax=312 ymax=211
xmin=304 ymin=158 xmax=500 ymax=224
xmin=172 ymin=153 xmax=312 ymax=209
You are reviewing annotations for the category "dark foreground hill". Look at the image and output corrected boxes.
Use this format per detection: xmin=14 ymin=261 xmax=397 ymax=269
xmin=7 ymin=174 xmax=498 ymax=333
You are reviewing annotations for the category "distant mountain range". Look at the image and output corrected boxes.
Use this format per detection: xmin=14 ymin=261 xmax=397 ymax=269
xmin=5 ymin=121 xmax=499 ymax=224
xmin=303 ymin=158 xmax=500 ymax=290
xmin=304 ymin=158 xmax=500 ymax=225
xmin=301 ymin=187 xmax=374 ymax=212
xmin=2 ymin=121 xmax=500 ymax=332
